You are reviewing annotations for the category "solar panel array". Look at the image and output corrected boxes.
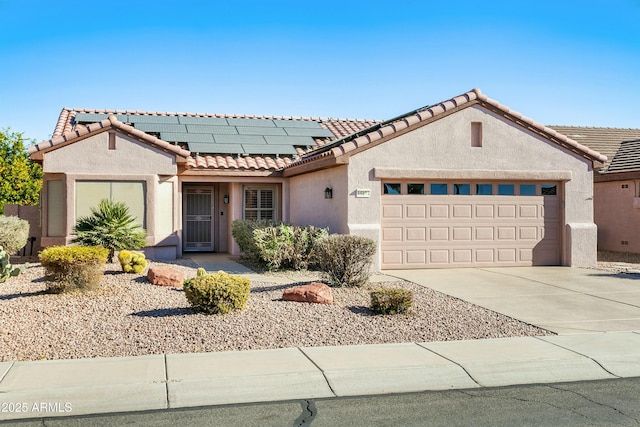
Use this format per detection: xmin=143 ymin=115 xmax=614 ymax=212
xmin=74 ymin=113 xmax=334 ymax=156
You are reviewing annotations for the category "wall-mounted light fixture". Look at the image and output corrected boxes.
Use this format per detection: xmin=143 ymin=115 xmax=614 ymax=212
xmin=324 ymin=187 xmax=333 ymax=199
xmin=223 ymin=194 xmax=230 ymax=204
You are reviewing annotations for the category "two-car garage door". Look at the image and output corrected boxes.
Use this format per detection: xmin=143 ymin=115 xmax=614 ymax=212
xmin=381 ymin=182 xmax=562 ymax=269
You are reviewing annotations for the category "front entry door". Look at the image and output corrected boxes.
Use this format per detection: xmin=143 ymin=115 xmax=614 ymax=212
xmin=184 ymin=188 xmax=214 ymax=251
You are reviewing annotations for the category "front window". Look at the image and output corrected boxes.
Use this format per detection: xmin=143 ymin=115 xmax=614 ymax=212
xmin=76 ymin=181 xmax=146 ymax=228
xmin=244 ymin=187 xmax=276 ymax=220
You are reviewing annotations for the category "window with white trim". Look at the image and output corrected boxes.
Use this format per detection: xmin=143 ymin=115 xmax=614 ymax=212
xmin=244 ymin=187 xmax=276 ymax=220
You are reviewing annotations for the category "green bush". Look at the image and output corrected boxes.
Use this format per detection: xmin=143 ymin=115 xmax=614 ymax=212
xmin=0 ymin=246 xmax=23 ymax=282
xmin=231 ymin=219 xmax=279 ymax=261
xmin=117 ymin=250 xmax=148 ymax=274
xmin=0 ymin=215 xmax=29 ymax=255
xmin=314 ymin=234 xmax=376 ymax=287
xmin=183 ymin=270 xmax=250 ymax=315
xmin=39 ymin=246 xmax=108 ymax=293
xmin=370 ymin=288 xmax=413 ymax=315
xmin=253 ymin=224 xmax=328 ymax=270
xmin=72 ymin=199 xmax=147 ymax=263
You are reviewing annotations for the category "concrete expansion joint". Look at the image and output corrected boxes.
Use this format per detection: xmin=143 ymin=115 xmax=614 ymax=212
xmin=296 ymin=347 xmax=338 ymax=397
xmin=414 ymin=343 xmax=484 ymax=387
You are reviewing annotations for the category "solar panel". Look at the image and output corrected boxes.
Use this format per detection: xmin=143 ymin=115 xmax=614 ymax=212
xmin=74 ymin=113 xmax=121 ymax=123
xmin=264 ymin=136 xmax=315 ymax=146
xmin=272 ymin=119 xmax=322 ymax=129
xmin=236 ymin=126 xmax=287 ymax=136
xmin=186 ymin=124 xmax=238 ymax=135
xmin=128 ymin=115 xmax=180 ymax=124
xmin=214 ymin=135 xmax=267 ymax=144
xmin=188 ymin=142 xmax=242 ymax=154
xmin=178 ymin=117 xmax=229 ymax=125
xmin=134 ymin=123 xmax=187 ymax=133
xmin=161 ymin=132 xmax=214 ymax=143
xmin=283 ymin=127 xmax=334 ymax=137
xmin=227 ymin=118 xmax=276 ymax=127
xmin=241 ymin=144 xmax=298 ymax=155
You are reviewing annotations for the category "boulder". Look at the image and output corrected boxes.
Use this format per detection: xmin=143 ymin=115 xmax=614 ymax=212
xmin=283 ymin=282 xmax=333 ymax=304
xmin=147 ymin=266 xmax=185 ymax=288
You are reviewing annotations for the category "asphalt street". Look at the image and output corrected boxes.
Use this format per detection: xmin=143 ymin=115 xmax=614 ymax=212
xmin=4 ymin=377 xmax=640 ymax=427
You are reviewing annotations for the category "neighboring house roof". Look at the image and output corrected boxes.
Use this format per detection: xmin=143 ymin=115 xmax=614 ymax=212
xmin=548 ymin=126 xmax=640 ymax=173
xmin=284 ymin=88 xmax=607 ymax=176
xmin=604 ymin=139 xmax=640 ymax=174
xmin=46 ymin=107 xmax=378 ymax=172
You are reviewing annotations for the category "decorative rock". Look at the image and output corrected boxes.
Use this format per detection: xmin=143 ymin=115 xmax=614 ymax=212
xmin=147 ymin=266 xmax=185 ymax=288
xmin=283 ymin=282 xmax=333 ymax=304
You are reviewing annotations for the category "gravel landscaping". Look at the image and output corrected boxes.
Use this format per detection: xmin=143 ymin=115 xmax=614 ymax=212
xmin=0 ymin=259 xmax=554 ymax=362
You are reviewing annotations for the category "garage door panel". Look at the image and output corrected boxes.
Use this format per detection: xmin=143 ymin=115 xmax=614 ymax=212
xmin=382 ymin=189 xmax=562 ymax=269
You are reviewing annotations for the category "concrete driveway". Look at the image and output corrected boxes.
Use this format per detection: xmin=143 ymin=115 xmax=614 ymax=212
xmin=385 ymin=267 xmax=640 ymax=334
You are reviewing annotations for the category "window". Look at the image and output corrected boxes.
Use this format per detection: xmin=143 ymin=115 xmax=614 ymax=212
xmin=476 ymin=184 xmax=492 ymax=195
xmin=498 ymin=184 xmax=515 ymax=195
xmin=48 ymin=181 xmax=64 ymax=237
xmin=519 ymin=184 xmax=536 ymax=196
xmin=541 ymin=184 xmax=557 ymax=196
xmin=407 ymin=184 xmax=425 ymax=195
xmin=430 ymin=183 xmax=448 ymax=195
xmin=76 ymin=181 xmax=146 ymax=228
xmin=453 ymin=184 xmax=470 ymax=195
xmin=244 ymin=187 xmax=276 ymax=220
xmin=383 ymin=183 xmax=402 ymax=194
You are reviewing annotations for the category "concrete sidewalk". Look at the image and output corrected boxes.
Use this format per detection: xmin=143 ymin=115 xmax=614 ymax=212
xmin=1 ymin=332 xmax=640 ymax=421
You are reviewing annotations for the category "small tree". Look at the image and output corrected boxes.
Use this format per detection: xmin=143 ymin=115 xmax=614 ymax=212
xmin=72 ymin=199 xmax=147 ymax=262
xmin=0 ymin=128 xmax=43 ymax=214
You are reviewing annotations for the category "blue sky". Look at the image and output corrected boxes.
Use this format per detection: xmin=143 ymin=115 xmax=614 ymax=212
xmin=1 ymin=0 xmax=639 ymax=143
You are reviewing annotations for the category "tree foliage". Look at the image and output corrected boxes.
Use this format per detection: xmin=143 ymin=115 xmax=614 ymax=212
xmin=72 ymin=199 xmax=147 ymax=263
xmin=0 ymin=128 xmax=43 ymax=214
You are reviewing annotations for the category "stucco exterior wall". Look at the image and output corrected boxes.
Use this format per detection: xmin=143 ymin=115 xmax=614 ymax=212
xmin=594 ymin=180 xmax=640 ymax=253
xmin=346 ymin=105 xmax=596 ymax=269
xmin=288 ymin=166 xmax=349 ymax=234
xmin=43 ymin=132 xmax=178 ymax=175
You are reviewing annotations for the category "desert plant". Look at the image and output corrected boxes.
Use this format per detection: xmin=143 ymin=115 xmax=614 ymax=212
xmin=39 ymin=245 xmax=108 ymax=293
xmin=72 ymin=199 xmax=147 ymax=262
xmin=0 ymin=215 xmax=30 ymax=255
xmin=314 ymin=234 xmax=376 ymax=287
xmin=253 ymin=224 xmax=327 ymax=270
xmin=0 ymin=246 xmax=23 ymax=282
xmin=231 ymin=219 xmax=279 ymax=261
xmin=196 ymin=267 xmax=208 ymax=277
xmin=183 ymin=270 xmax=250 ymax=315
xmin=117 ymin=250 xmax=148 ymax=274
xmin=370 ymin=288 xmax=414 ymax=315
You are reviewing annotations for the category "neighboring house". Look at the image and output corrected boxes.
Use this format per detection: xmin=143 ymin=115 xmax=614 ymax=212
xmin=29 ymin=89 xmax=605 ymax=270
xmin=550 ymin=127 xmax=640 ymax=253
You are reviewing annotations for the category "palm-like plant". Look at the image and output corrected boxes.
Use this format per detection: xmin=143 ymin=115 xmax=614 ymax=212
xmin=72 ymin=199 xmax=147 ymax=263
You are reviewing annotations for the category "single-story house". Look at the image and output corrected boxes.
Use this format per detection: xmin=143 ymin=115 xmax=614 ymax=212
xmin=29 ymin=89 xmax=606 ymax=270
xmin=549 ymin=127 xmax=640 ymax=253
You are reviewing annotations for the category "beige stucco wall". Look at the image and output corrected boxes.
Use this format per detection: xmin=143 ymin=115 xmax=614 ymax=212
xmin=345 ymin=105 xmax=596 ymax=270
xmin=594 ymin=179 xmax=640 ymax=253
xmin=43 ymin=132 xmax=178 ymax=175
xmin=288 ymin=166 xmax=349 ymax=234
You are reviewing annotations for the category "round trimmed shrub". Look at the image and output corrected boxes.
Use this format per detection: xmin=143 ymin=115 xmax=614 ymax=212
xmin=183 ymin=271 xmax=250 ymax=315
xmin=39 ymin=245 xmax=108 ymax=293
xmin=370 ymin=288 xmax=413 ymax=315
xmin=0 ymin=215 xmax=30 ymax=255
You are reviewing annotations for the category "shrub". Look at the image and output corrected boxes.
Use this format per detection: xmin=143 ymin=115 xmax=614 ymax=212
xmin=314 ymin=234 xmax=376 ymax=287
xmin=370 ymin=288 xmax=413 ymax=315
xmin=183 ymin=270 xmax=250 ymax=315
xmin=117 ymin=250 xmax=148 ymax=274
xmin=72 ymin=199 xmax=147 ymax=263
xmin=253 ymin=224 xmax=328 ymax=270
xmin=0 ymin=246 xmax=23 ymax=282
xmin=231 ymin=219 xmax=279 ymax=261
xmin=39 ymin=246 xmax=108 ymax=293
xmin=0 ymin=215 xmax=29 ymax=255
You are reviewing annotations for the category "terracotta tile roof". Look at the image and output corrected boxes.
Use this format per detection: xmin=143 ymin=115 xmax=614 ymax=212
xmin=603 ymin=139 xmax=640 ymax=173
xmin=29 ymin=116 xmax=190 ymax=161
xmin=548 ymin=126 xmax=640 ymax=173
xmin=50 ymin=108 xmax=379 ymax=171
xmin=287 ymin=89 xmax=607 ymax=171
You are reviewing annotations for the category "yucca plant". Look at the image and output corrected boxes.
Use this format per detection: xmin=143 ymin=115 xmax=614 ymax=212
xmin=72 ymin=199 xmax=147 ymax=262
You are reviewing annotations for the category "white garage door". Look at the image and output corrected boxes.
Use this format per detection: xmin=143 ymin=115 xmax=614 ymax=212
xmin=381 ymin=182 xmax=562 ymax=269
